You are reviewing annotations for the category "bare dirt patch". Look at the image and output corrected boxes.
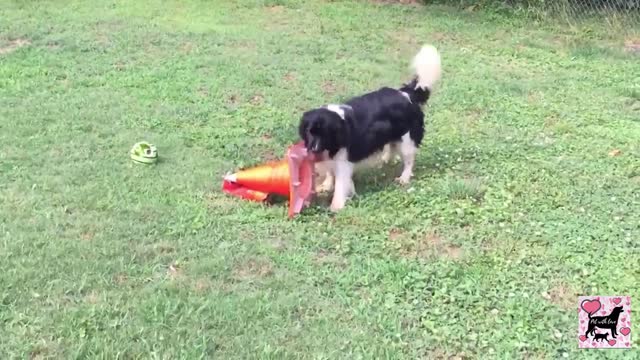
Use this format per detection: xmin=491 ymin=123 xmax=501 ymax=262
xmin=193 ymin=278 xmax=212 ymax=293
xmin=84 ymin=291 xmax=100 ymax=304
xmin=441 ymin=243 xmax=463 ymax=260
xmin=392 ymin=231 xmax=464 ymax=260
xmin=204 ymin=193 xmax=237 ymax=212
xmin=624 ymin=38 xmax=640 ymax=54
xmin=95 ymin=34 xmax=110 ymax=46
xmin=166 ymin=261 xmax=185 ymax=281
xmin=522 ymin=351 xmax=549 ymax=360
xmin=464 ymin=107 xmax=485 ymax=124
xmin=267 ymin=5 xmax=285 ymax=13
xmin=196 ymin=86 xmax=209 ymax=97
xmin=233 ymin=40 xmax=257 ymax=53
xmin=29 ymin=340 xmax=62 ymax=360
xmin=114 ymin=273 xmax=128 ymax=285
xmin=283 ymin=72 xmax=296 ymax=83
xmin=390 ymin=30 xmax=419 ymax=47
xmin=113 ymin=61 xmax=127 ymax=71
xmin=258 ymin=148 xmax=279 ymax=162
xmin=389 ymin=228 xmax=405 ymax=242
xmin=227 ymin=94 xmax=239 ymax=105
xmin=422 ymin=348 xmax=469 ymax=360
xmin=322 ymin=81 xmax=338 ymax=95
xmin=541 ymin=282 xmax=578 ymax=310
xmin=608 ymin=149 xmax=622 ymax=157
xmin=46 ymin=41 xmax=61 ymax=50
xmin=181 ymin=41 xmax=195 ymax=54
xmin=0 ymin=38 xmax=30 ymax=55
xmin=134 ymin=242 xmax=177 ymax=263
xmin=269 ymin=237 xmax=287 ymax=251
xmin=372 ymin=0 xmax=421 ymax=5
xmin=313 ymin=249 xmax=348 ymax=268
xmin=232 ymin=257 xmax=274 ymax=281
xmin=147 ymin=242 xmax=175 ymax=255
xmin=250 ymin=94 xmax=265 ymax=105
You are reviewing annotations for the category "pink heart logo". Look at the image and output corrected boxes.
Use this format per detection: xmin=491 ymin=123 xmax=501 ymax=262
xmin=579 ymin=335 xmax=587 ymax=342
xmin=625 ymin=342 xmax=630 ymax=347
xmin=601 ymin=310 xmax=606 ymax=315
xmin=581 ymin=299 xmax=601 ymax=315
xmin=613 ymin=297 xmax=622 ymax=304
xmin=608 ymin=339 xmax=616 ymax=346
xmin=620 ymin=327 xmax=631 ymax=336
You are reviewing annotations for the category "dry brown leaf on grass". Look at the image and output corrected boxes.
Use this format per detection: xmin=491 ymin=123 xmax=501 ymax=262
xmin=608 ymin=149 xmax=622 ymax=157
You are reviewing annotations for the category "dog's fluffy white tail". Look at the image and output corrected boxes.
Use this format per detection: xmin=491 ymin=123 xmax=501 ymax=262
xmin=411 ymin=45 xmax=441 ymax=90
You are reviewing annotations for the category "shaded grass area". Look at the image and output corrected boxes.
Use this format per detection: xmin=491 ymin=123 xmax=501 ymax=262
xmin=1 ymin=0 xmax=639 ymax=358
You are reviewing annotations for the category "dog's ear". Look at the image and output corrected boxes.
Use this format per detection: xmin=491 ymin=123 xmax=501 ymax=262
xmin=299 ymin=111 xmax=312 ymax=140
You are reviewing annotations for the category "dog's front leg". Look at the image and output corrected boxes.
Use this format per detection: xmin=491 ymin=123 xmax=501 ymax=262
xmin=330 ymin=160 xmax=354 ymax=212
xmin=380 ymin=144 xmax=396 ymax=165
xmin=314 ymin=161 xmax=335 ymax=193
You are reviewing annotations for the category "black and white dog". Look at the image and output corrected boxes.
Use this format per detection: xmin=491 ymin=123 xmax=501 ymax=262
xmin=298 ymin=45 xmax=442 ymax=211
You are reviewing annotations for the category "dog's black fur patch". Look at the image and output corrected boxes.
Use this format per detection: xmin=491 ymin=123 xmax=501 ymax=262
xmin=298 ymin=79 xmax=430 ymax=163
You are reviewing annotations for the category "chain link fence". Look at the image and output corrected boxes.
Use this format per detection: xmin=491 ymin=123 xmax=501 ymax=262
xmin=434 ymin=1 xmax=640 ymax=32
xmin=469 ymin=0 xmax=640 ymax=37
xmin=552 ymin=0 xmax=640 ymax=38
xmin=545 ymin=0 xmax=640 ymax=28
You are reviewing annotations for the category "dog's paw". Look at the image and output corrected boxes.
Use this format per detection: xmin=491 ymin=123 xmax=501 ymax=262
xmin=329 ymin=197 xmax=347 ymax=212
xmin=380 ymin=153 xmax=391 ymax=165
xmin=330 ymin=202 xmax=345 ymax=212
xmin=315 ymin=182 xmax=334 ymax=193
xmin=395 ymin=175 xmax=412 ymax=185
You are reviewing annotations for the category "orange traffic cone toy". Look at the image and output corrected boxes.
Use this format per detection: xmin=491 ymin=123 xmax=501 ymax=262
xmin=222 ymin=141 xmax=316 ymax=218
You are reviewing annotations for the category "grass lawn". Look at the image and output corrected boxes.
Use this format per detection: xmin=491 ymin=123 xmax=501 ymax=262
xmin=1 ymin=0 xmax=639 ymax=358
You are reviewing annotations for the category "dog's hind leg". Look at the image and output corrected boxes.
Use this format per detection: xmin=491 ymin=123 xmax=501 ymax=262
xmin=380 ymin=143 xmax=398 ymax=165
xmin=395 ymin=133 xmax=417 ymax=185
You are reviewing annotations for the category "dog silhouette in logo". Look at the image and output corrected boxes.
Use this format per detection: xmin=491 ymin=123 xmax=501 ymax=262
xmin=585 ymin=306 xmax=624 ymax=338
xmin=593 ymin=332 xmax=609 ymax=342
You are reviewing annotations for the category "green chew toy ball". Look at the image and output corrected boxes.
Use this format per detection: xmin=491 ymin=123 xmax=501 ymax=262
xmin=130 ymin=141 xmax=158 ymax=164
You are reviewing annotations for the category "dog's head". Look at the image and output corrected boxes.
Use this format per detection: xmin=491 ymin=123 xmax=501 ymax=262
xmin=612 ymin=306 xmax=624 ymax=315
xmin=298 ymin=107 xmax=348 ymax=157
